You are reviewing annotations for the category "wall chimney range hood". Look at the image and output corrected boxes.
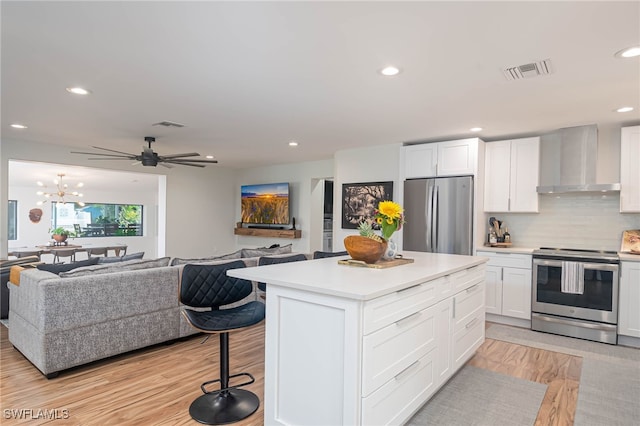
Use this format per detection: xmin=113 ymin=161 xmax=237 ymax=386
xmin=536 ymin=124 xmax=621 ymax=194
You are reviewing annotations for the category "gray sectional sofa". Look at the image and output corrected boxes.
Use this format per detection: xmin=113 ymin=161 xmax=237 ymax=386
xmin=7 ymin=246 xmax=305 ymax=378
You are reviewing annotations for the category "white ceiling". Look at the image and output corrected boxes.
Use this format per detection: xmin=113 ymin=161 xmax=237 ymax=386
xmin=2 ymin=1 xmax=639 ymax=172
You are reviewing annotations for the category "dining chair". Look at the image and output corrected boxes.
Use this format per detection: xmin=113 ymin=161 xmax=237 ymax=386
xmin=86 ymin=247 xmax=108 ymax=257
xmin=53 ymin=248 xmax=76 ymax=264
xmin=15 ymin=250 xmax=42 ymax=261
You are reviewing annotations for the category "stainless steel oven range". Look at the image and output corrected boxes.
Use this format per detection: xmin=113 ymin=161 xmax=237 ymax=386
xmin=531 ymin=248 xmax=619 ymax=344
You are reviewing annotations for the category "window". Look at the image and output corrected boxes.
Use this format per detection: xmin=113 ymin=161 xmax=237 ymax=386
xmin=51 ymin=202 xmax=143 ymax=237
xmin=8 ymin=200 xmax=17 ymax=240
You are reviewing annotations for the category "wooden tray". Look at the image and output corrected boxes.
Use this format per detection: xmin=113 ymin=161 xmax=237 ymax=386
xmin=484 ymin=242 xmax=513 ymax=247
xmin=338 ymin=257 xmax=414 ymax=269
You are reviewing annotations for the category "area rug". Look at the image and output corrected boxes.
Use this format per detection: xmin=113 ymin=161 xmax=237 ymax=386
xmin=486 ymin=323 xmax=640 ymax=426
xmin=407 ymin=365 xmax=547 ymax=426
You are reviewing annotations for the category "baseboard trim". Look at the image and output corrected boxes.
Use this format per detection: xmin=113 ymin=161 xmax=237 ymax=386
xmin=618 ymin=335 xmax=640 ymax=348
xmin=486 ymin=313 xmax=531 ymax=329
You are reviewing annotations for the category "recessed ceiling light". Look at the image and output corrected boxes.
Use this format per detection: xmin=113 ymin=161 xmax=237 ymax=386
xmin=11 ymin=123 xmax=28 ymax=129
xmin=380 ymin=66 xmax=401 ymax=76
xmin=470 ymin=127 xmax=483 ymax=132
xmin=205 ymin=155 xmax=214 ymax=159
xmin=616 ymin=106 xmax=634 ymax=113
xmin=288 ymin=141 xmax=298 ymax=147
xmin=615 ymin=46 xmax=640 ymax=58
xmin=66 ymin=87 xmax=91 ymax=95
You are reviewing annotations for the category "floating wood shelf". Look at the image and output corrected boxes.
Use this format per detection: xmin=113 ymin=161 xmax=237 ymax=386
xmin=234 ymin=227 xmax=301 ymax=239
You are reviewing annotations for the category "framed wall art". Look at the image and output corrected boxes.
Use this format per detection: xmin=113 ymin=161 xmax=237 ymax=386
xmin=341 ymin=181 xmax=393 ymax=229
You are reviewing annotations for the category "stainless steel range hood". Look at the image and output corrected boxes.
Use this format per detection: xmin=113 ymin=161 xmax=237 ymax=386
xmin=536 ymin=124 xmax=621 ymax=193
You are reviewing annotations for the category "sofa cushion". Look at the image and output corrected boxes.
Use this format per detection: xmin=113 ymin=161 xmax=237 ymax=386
xmin=170 ymin=250 xmax=242 ymax=266
xmin=97 ymin=251 xmax=145 ymax=264
xmin=37 ymin=257 xmax=100 ymax=275
xmin=59 ymin=257 xmax=171 ymax=278
xmin=241 ymin=244 xmax=292 ymax=258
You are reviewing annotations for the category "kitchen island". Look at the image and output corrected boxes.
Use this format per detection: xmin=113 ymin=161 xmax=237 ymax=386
xmin=228 ymin=251 xmax=488 ymax=425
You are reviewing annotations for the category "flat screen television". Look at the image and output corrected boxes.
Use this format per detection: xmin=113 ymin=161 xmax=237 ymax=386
xmin=241 ymin=182 xmax=290 ymax=225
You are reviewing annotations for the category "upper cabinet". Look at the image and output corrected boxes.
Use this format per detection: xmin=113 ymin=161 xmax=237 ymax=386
xmin=403 ymin=138 xmax=479 ymax=179
xmin=484 ymin=137 xmax=539 ymax=212
xmin=620 ymin=126 xmax=640 ymax=213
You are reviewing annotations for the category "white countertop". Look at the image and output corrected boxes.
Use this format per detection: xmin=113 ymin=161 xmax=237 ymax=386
xmin=619 ymin=252 xmax=640 ymax=262
xmin=228 ymin=251 xmax=488 ymax=301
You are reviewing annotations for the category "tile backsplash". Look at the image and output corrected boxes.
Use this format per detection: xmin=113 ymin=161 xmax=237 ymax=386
xmin=486 ymin=193 xmax=640 ymax=251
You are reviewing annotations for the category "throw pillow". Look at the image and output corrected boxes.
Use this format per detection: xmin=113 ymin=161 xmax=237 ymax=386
xmin=241 ymin=244 xmax=292 ymax=258
xmin=98 ymin=252 xmax=145 ymax=264
xmin=170 ymin=250 xmax=242 ymax=266
xmin=37 ymin=257 xmax=100 ymax=275
xmin=121 ymin=251 xmax=145 ymax=261
xmin=59 ymin=257 xmax=171 ymax=278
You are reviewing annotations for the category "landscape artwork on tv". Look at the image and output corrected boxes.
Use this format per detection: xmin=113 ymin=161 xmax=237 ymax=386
xmin=241 ymin=182 xmax=290 ymax=225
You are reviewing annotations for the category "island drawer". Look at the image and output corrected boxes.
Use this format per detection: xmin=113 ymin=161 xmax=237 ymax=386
xmin=363 ymin=278 xmax=440 ymax=334
xmin=361 ymin=349 xmax=436 ymax=426
xmin=450 ymin=264 xmax=485 ymax=293
xmin=452 ymin=306 xmax=484 ymax=369
xmin=452 ymin=281 xmax=484 ymax=333
xmin=362 ymin=303 xmax=437 ymax=397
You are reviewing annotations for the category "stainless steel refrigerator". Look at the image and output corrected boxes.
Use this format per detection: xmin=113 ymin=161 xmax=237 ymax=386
xmin=403 ymin=176 xmax=473 ymax=255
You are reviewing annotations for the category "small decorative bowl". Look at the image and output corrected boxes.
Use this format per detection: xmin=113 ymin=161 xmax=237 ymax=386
xmin=344 ymin=235 xmax=387 ymax=264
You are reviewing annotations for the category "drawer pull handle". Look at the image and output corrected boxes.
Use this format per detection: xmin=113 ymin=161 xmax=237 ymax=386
xmin=395 ymin=312 xmax=421 ymax=327
xmin=394 ymin=360 xmax=420 ymax=381
xmin=466 ymin=284 xmax=480 ymax=294
xmin=465 ymin=317 xmax=480 ymax=329
xmin=396 ymin=283 xmax=421 ymax=294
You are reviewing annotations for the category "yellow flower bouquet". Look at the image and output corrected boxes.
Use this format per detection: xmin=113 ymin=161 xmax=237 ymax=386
xmin=374 ymin=201 xmax=405 ymax=241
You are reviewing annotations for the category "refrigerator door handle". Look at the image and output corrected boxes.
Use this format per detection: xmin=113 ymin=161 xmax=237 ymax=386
xmin=426 ymin=184 xmax=434 ymax=252
xmin=433 ymin=185 xmax=439 ymax=251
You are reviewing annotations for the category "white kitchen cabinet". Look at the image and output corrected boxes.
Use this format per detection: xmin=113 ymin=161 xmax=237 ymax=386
xmin=618 ymin=261 xmax=640 ymax=338
xmin=484 ymin=265 xmax=503 ymax=315
xmin=620 ymin=126 xmax=640 ymax=212
xmin=404 ymin=138 xmax=479 ymax=179
xmin=477 ymin=251 xmax=532 ymax=320
xmin=484 ymin=137 xmax=539 ymax=212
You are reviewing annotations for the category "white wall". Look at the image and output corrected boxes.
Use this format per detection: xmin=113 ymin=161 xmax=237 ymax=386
xmin=1 ymin=138 xmax=239 ymax=259
xmin=234 ymin=159 xmax=334 ymax=254
xmin=333 ymin=143 xmax=402 ymax=251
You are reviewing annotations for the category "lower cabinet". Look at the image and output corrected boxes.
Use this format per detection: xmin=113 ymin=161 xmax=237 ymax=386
xmin=361 ymin=270 xmax=485 ymax=424
xmin=618 ymin=261 xmax=640 ymax=338
xmin=477 ymin=251 xmax=532 ymax=320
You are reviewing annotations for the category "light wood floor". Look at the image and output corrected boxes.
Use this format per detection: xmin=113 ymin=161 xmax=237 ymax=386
xmin=0 ymin=322 xmax=581 ymax=425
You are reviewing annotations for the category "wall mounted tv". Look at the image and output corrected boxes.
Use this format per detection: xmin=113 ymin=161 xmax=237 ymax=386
xmin=241 ymin=182 xmax=290 ymax=225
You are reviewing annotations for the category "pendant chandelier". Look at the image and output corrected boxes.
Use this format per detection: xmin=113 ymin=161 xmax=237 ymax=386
xmin=36 ymin=173 xmax=85 ymax=206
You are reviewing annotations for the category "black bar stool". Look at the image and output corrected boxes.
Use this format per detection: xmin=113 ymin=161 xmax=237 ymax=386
xmin=180 ymin=261 xmax=265 ymax=425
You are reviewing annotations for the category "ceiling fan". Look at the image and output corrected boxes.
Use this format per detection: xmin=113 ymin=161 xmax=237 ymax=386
xmin=71 ymin=136 xmax=218 ymax=168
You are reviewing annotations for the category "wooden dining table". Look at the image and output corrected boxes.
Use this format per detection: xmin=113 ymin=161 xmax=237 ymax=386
xmin=9 ymin=244 xmax=128 ymax=259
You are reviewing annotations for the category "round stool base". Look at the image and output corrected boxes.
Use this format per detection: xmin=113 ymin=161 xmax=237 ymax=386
xmin=189 ymin=389 xmax=259 ymax=425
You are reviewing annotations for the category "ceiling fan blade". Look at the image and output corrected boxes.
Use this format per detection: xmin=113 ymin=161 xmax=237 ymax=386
xmin=162 ymin=160 xmax=206 ymax=168
xmin=73 ymin=153 xmax=136 ymax=159
xmin=165 ymin=158 xmax=218 ymax=164
xmin=159 ymin=152 xmax=200 ymax=159
xmin=89 ymin=146 xmax=138 ymax=156
xmin=85 ymin=156 xmax=136 ymax=160
xmin=159 ymin=163 xmax=174 ymax=169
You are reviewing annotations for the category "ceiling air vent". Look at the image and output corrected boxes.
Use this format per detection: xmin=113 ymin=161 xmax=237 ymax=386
xmin=152 ymin=121 xmax=185 ymax=128
xmin=502 ymin=59 xmax=553 ymax=81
